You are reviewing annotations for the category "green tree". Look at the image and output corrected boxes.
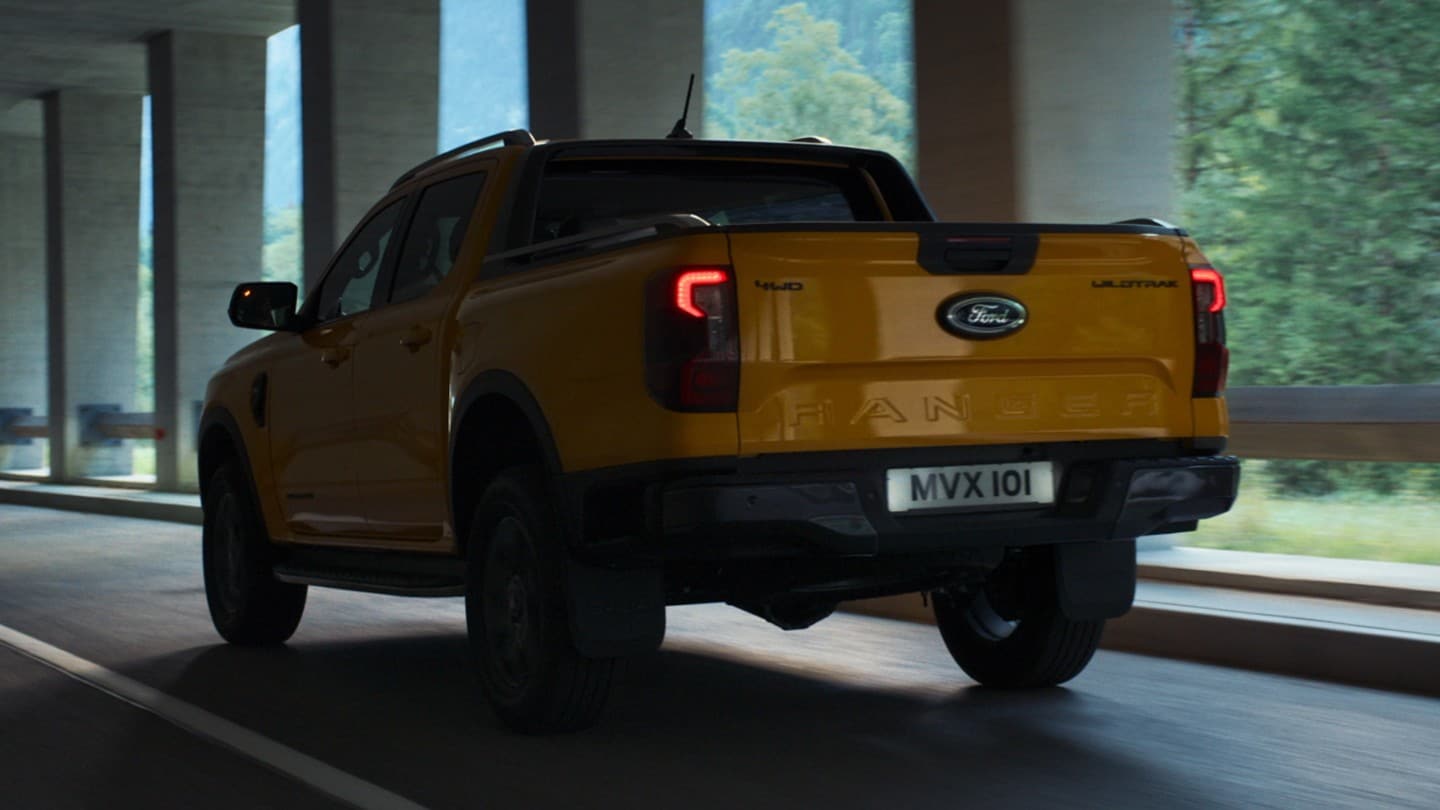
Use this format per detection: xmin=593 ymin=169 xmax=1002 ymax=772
xmin=704 ymin=0 xmax=913 ymax=103
xmin=262 ymin=205 xmax=303 ymax=286
xmin=705 ymin=3 xmax=913 ymax=168
xmin=1177 ymin=0 xmax=1440 ymax=494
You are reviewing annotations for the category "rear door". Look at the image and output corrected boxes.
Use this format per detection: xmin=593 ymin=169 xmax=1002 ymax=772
xmin=350 ymin=169 xmax=490 ymax=543
xmin=730 ymin=225 xmax=1196 ymax=456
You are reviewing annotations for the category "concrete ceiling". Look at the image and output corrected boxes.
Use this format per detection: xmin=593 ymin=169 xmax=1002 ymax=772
xmin=0 ymin=1 xmax=294 ymax=121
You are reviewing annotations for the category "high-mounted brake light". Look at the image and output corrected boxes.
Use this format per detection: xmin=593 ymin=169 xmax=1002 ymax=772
xmin=675 ymin=269 xmax=728 ymax=318
xmin=646 ymin=267 xmax=739 ymax=412
xmin=1190 ymin=266 xmax=1226 ymax=313
xmin=1189 ymin=264 xmax=1228 ymax=397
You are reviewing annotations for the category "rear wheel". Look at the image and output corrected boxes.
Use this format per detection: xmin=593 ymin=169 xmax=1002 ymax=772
xmin=466 ymin=467 xmax=614 ymax=733
xmin=202 ymin=462 xmax=306 ymax=645
xmin=933 ymin=548 xmax=1103 ymax=688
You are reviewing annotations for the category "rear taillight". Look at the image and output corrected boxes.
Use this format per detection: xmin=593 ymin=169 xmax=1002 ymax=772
xmin=646 ymin=267 xmax=739 ymax=411
xmin=1190 ymin=265 xmax=1228 ymax=397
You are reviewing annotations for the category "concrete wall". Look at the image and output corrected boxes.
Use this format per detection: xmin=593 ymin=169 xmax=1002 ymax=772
xmin=528 ymin=0 xmax=704 ymax=140
xmin=149 ymin=31 xmax=267 ymax=490
xmin=1012 ymin=0 xmax=1174 ymax=222
xmin=914 ymin=0 xmax=1174 ymax=223
xmin=0 ymin=134 xmax=46 ymax=470
xmin=44 ymin=90 xmax=142 ymax=479
xmin=299 ymin=0 xmax=439 ymax=291
xmin=914 ymin=1 xmax=1017 ymax=221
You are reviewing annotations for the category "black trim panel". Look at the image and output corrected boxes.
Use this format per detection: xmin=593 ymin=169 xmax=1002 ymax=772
xmin=559 ymin=438 xmax=1235 ymax=561
xmin=197 ymin=406 xmax=257 ymax=504
xmin=723 ymin=221 xmax=1181 ymax=237
xmin=272 ymin=544 xmax=465 ymax=597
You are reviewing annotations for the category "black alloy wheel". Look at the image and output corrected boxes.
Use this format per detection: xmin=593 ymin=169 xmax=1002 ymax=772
xmin=202 ymin=462 xmax=307 ymax=645
xmin=933 ymin=548 xmax=1104 ymax=688
xmin=465 ymin=466 xmax=614 ymax=733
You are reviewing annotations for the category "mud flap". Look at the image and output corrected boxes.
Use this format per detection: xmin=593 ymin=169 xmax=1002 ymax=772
xmin=565 ymin=558 xmax=666 ymax=658
xmin=1053 ymin=540 xmax=1136 ymax=620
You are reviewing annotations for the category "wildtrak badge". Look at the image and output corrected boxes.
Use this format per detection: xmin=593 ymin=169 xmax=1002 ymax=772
xmin=1091 ymin=280 xmax=1179 ymax=288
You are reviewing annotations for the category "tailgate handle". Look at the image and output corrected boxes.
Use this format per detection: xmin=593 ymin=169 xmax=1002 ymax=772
xmin=918 ymin=234 xmax=1038 ymax=275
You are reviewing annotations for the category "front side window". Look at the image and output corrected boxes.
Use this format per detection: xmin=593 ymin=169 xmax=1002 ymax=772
xmin=388 ymin=172 xmax=487 ymax=305
xmin=313 ymin=200 xmax=405 ymax=322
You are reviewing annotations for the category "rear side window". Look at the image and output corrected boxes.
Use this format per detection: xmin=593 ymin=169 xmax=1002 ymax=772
xmin=530 ymin=159 xmax=884 ymax=243
xmin=388 ymin=172 xmax=487 ymax=305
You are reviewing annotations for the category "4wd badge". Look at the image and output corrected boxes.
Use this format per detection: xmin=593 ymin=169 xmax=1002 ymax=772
xmin=939 ymin=294 xmax=1028 ymax=339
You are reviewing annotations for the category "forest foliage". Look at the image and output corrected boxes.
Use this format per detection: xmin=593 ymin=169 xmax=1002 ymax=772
xmin=132 ymin=1 xmax=1440 ymax=498
xmin=1177 ymin=0 xmax=1440 ymax=494
xmin=704 ymin=1 xmax=914 ymax=166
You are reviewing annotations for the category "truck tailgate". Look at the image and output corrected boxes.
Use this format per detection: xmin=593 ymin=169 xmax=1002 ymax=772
xmin=730 ymin=226 xmax=1197 ymax=456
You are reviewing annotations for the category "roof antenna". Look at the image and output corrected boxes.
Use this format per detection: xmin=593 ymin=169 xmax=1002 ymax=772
xmin=666 ymin=73 xmax=696 ymax=139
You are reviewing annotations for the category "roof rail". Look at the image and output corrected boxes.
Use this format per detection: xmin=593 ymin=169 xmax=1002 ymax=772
xmin=391 ymin=129 xmax=536 ymax=189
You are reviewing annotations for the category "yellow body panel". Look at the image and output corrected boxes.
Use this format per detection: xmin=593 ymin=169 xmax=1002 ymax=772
xmin=453 ymin=233 xmax=739 ymax=473
xmin=203 ymin=145 xmax=1230 ymax=553
xmin=732 ymin=231 xmax=1198 ymax=456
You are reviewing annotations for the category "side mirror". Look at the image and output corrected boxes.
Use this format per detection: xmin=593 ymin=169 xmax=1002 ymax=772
xmin=228 ymin=282 xmax=299 ymax=331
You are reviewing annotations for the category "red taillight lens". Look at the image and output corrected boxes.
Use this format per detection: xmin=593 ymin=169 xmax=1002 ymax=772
xmin=675 ymin=269 xmax=728 ymax=318
xmin=1190 ymin=265 xmax=1227 ymax=397
xmin=1194 ymin=343 xmax=1229 ymax=398
xmin=646 ymin=267 xmax=739 ymax=412
xmin=1191 ymin=266 xmax=1226 ymax=313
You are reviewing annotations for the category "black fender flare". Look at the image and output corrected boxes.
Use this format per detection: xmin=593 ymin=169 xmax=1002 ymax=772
xmin=448 ymin=370 xmax=665 ymax=658
xmin=196 ymin=405 xmax=277 ymax=546
xmin=197 ymin=406 xmax=256 ymax=504
xmin=449 ymin=370 xmax=564 ymax=481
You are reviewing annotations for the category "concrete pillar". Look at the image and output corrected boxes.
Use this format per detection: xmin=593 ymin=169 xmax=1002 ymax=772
xmin=149 ymin=31 xmax=267 ymax=491
xmin=915 ymin=0 xmax=1174 ymax=223
xmin=527 ymin=0 xmax=704 ymax=140
xmin=43 ymin=90 xmax=142 ymax=480
xmin=299 ymin=0 xmax=439 ymax=291
xmin=0 ymin=126 xmax=46 ymax=471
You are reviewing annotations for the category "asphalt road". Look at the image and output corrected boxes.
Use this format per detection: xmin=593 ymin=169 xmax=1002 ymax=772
xmin=1 ymin=503 xmax=1437 ymax=810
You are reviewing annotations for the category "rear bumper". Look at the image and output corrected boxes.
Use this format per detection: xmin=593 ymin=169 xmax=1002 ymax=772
xmin=654 ymin=447 xmax=1238 ymax=559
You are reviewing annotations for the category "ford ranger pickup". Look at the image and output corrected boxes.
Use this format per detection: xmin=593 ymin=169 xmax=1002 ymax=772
xmin=200 ymin=129 xmax=1239 ymax=733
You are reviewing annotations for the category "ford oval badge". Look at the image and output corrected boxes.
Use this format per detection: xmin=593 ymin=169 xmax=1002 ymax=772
xmin=939 ymin=294 xmax=1028 ymax=339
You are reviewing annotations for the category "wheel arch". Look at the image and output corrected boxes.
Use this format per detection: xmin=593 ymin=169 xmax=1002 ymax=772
xmin=197 ymin=404 xmax=279 ymax=544
xmin=197 ymin=406 xmax=253 ymax=504
xmin=449 ymin=371 xmax=567 ymax=552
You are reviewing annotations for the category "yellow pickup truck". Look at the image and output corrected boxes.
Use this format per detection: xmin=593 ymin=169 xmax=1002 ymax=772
xmin=200 ymin=130 xmax=1238 ymax=732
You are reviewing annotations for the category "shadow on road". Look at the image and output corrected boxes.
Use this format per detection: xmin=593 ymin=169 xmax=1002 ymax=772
xmin=132 ymin=633 xmax=1201 ymax=809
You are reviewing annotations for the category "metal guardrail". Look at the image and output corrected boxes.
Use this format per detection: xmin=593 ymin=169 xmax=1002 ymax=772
xmin=1226 ymin=385 xmax=1440 ymax=463
xmin=76 ymin=404 xmax=161 ymax=445
xmin=2 ymin=388 xmax=1436 ymax=461
xmin=0 ymin=408 xmax=46 ymax=443
xmin=1 ymin=405 xmax=166 ymax=446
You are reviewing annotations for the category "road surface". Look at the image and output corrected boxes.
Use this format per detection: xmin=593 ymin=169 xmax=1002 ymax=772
xmin=0 ymin=504 xmax=1436 ymax=809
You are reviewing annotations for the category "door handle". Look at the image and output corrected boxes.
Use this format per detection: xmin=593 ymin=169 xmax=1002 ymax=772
xmin=399 ymin=325 xmax=433 ymax=350
xmin=320 ymin=347 xmax=351 ymax=368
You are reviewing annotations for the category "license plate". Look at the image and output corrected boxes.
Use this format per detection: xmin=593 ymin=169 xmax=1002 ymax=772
xmin=886 ymin=462 xmax=1056 ymax=513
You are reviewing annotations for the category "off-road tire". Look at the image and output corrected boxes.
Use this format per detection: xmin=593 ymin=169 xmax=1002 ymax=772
xmin=933 ymin=548 xmax=1104 ymax=688
xmin=202 ymin=462 xmax=307 ymax=645
xmin=466 ymin=466 xmax=615 ymax=733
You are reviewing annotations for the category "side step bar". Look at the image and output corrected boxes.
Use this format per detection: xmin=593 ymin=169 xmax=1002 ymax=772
xmin=271 ymin=546 xmax=466 ymax=598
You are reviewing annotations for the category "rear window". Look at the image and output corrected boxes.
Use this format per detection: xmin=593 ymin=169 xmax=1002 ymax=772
xmin=530 ymin=158 xmax=885 ymax=243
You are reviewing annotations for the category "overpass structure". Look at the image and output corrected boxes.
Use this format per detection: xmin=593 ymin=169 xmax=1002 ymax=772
xmin=0 ymin=0 xmax=1177 ymax=490
xmin=0 ymin=2 xmax=1436 ymax=808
